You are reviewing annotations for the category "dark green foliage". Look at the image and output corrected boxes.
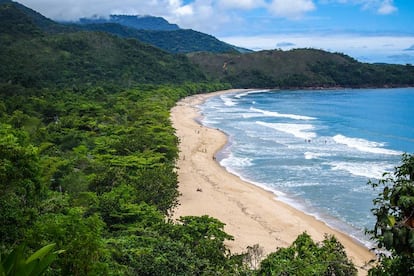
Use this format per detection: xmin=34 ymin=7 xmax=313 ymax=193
xmin=79 ymin=15 xmax=180 ymax=31
xmin=0 ymin=1 xmax=207 ymax=89
xmin=0 ymin=2 xmax=369 ymax=274
xmin=310 ymin=61 xmax=414 ymax=87
xmin=172 ymin=216 xmax=234 ymax=265
xmin=132 ymin=166 xmax=179 ymax=215
xmin=368 ymin=154 xmax=414 ymax=275
xmin=26 ymin=207 xmax=107 ymax=275
xmin=0 ymin=243 xmax=61 ymax=276
xmin=0 ymin=124 xmax=45 ymax=246
xmin=0 ymin=0 xmax=73 ymax=34
xmin=258 ymin=232 xmax=357 ymax=275
xmin=0 ymin=80 xmax=231 ymax=275
xmin=0 ymin=31 xmax=206 ymax=88
xmin=78 ymin=23 xmax=238 ymax=54
xmin=189 ymin=49 xmax=414 ymax=88
xmin=0 ymin=1 xmax=42 ymax=37
xmin=120 ymin=215 xmax=236 ymax=276
xmin=74 ymin=13 xmax=239 ymax=54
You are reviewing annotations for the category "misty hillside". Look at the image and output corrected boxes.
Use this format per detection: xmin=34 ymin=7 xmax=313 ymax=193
xmin=77 ymin=22 xmax=239 ymax=54
xmin=0 ymin=1 xmax=206 ymax=88
xmin=0 ymin=0 xmax=76 ymax=33
xmin=79 ymin=14 xmax=180 ymax=31
xmin=1 ymin=2 xmax=414 ymax=276
xmin=74 ymin=15 xmax=241 ymax=54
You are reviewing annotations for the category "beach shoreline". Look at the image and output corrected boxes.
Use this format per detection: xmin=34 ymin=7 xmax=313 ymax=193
xmin=170 ymin=89 xmax=375 ymax=274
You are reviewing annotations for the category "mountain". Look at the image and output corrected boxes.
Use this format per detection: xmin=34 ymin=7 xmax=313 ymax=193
xmin=0 ymin=0 xmax=75 ymax=34
xmin=1 ymin=0 xmax=412 ymax=89
xmin=0 ymin=1 xmax=206 ymax=88
xmin=0 ymin=0 xmax=41 ymax=36
xmin=74 ymin=15 xmax=242 ymax=54
xmin=79 ymin=14 xmax=180 ymax=31
xmin=188 ymin=49 xmax=414 ymax=88
xmin=78 ymin=23 xmax=238 ymax=54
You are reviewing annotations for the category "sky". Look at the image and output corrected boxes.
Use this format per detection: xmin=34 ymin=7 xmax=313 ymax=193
xmin=19 ymin=0 xmax=414 ymax=64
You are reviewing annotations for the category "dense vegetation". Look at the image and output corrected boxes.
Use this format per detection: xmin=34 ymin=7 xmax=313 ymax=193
xmin=77 ymin=23 xmax=239 ymax=54
xmin=0 ymin=29 xmax=206 ymax=88
xmin=79 ymin=15 xmax=180 ymax=31
xmin=0 ymin=81 xmax=248 ymax=275
xmin=0 ymin=3 xmax=206 ymax=89
xmin=74 ymin=14 xmax=241 ymax=54
xmin=367 ymin=154 xmax=414 ymax=275
xmin=188 ymin=50 xmax=414 ymax=88
xmin=2 ymin=0 xmax=414 ymax=274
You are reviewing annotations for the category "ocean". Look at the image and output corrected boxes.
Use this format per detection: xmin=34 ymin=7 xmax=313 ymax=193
xmin=199 ymin=88 xmax=414 ymax=246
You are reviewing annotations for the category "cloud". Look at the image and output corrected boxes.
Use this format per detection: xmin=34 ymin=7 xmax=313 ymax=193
xmin=276 ymin=42 xmax=296 ymax=47
xmin=377 ymin=0 xmax=397 ymax=14
xmin=268 ymin=0 xmax=316 ymax=19
xmin=20 ymin=0 xmax=319 ymax=23
xmin=320 ymin=0 xmax=397 ymax=14
xmin=174 ymin=4 xmax=193 ymax=16
xmin=167 ymin=1 xmax=232 ymax=33
xmin=218 ymin=0 xmax=265 ymax=10
xmin=18 ymin=0 xmax=401 ymax=37
xmin=219 ymin=33 xmax=414 ymax=64
xmin=19 ymin=0 xmax=183 ymax=21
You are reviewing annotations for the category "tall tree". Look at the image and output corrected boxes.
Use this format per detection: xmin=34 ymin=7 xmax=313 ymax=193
xmin=258 ymin=232 xmax=357 ymax=275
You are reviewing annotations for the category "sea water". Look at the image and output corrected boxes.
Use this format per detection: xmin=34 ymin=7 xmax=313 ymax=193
xmin=199 ymin=88 xmax=414 ymax=246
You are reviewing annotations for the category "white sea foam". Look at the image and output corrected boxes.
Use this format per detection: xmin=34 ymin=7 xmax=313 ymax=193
xmin=329 ymin=161 xmax=392 ymax=179
xmin=220 ymin=95 xmax=237 ymax=106
xmin=250 ymin=107 xmax=316 ymax=120
xmin=257 ymin=121 xmax=317 ymax=140
xmin=234 ymin=89 xmax=270 ymax=98
xmin=304 ymin=152 xmax=331 ymax=160
xmin=242 ymin=112 xmax=262 ymax=119
xmin=217 ymin=152 xmax=375 ymax=248
xmin=333 ymin=134 xmax=402 ymax=155
xmin=220 ymin=154 xmax=253 ymax=168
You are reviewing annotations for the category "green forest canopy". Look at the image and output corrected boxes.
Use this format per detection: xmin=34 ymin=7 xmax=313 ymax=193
xmin=1 ymin=0 xmax=414 ymax=274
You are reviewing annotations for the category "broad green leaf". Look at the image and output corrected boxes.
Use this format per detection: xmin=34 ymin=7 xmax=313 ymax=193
xmin=25 ymin=244 xmax=56 ymax=264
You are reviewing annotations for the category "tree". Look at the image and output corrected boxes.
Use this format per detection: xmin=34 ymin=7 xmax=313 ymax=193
xmin=133 ymin=165 xmax=179 ymax=215
xmin=367 ymin=153 xmax=414 ymax=275
xmin=0 ymin=124 xmax=44 ymax=246
xmin=258 ymin=232 xmax=357 ymax=275
xmin=0 ymin=243 xmax=62 ymax=276
xmin=171 ymin=216 xmax=234 ymax=270
xmin=26 ymin=207 xmax=107 ymax=275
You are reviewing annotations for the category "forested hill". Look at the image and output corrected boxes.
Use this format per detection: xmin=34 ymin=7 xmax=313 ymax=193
xmin=1 ymin=1 xmax=413 ymax=275
xmin=0 ymin=0 xmax=75 ymax=34
xmin=188 ymin=49 xmax=414 ymax=88
xmin=1 ymin=1 xmax=248 ymax=275
xmin=73 ymin=14 xmax=242 ymax=54
xmin=0 ymin=1 xmax=207 ymax=88
xmin=79 ymin=15 xmax=180 ymax=31
xmin=77 ymin=23 xmax=239 ymax=54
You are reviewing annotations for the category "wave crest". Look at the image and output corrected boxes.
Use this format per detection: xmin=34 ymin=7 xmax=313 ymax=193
xmin=333 ymin=134 xmax=402 ymax=155
xmin=250 ymin=107 xmax=316 ymax=120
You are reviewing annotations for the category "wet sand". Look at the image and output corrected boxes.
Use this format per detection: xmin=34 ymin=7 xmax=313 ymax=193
xmin=171 ymin=89 xmax=375 ymax=274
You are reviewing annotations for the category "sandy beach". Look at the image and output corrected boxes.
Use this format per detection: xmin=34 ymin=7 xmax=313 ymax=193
xmin=171 ymin=89 xmax=375 ymax=274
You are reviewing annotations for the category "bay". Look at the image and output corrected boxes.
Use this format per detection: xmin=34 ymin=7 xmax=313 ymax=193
xmin=199 ymin=88 xmax=414 ymax=246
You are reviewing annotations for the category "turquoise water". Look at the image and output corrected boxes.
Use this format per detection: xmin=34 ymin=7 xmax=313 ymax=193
xmin=199 ymin=88 xmax=414 ymax=245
